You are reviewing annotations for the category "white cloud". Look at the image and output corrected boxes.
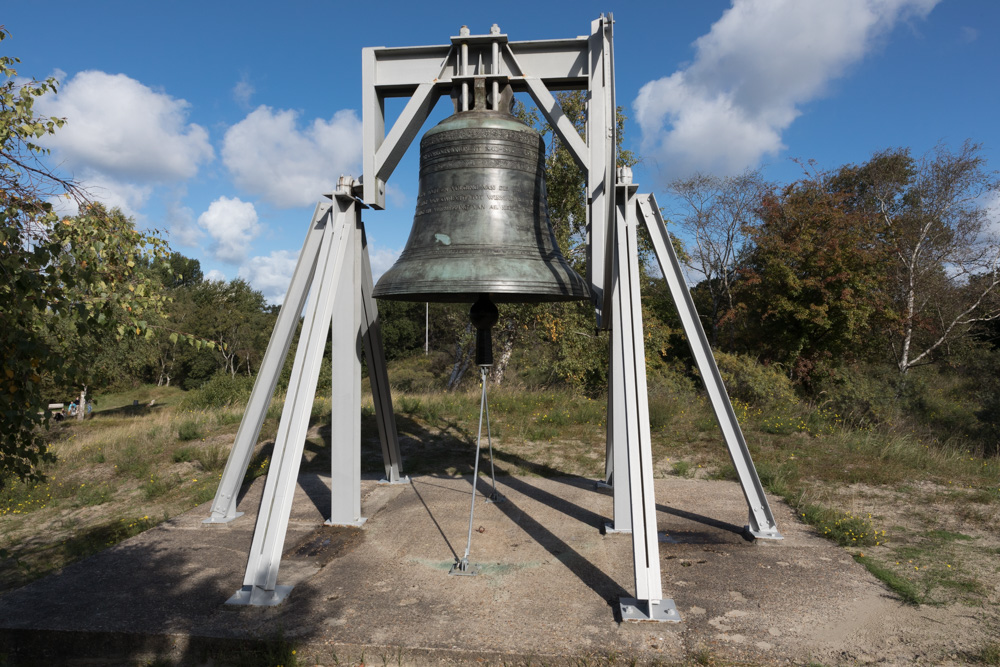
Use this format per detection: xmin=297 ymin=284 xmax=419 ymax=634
xmin=634 ymin=0 xmax=940 ymax=182
xmin=198 ymin=196 xmax=260 ymax=264
xmin=222 ymin=106 xmax=362 ymax=208
xmin=39 ymin=70 xmax=213 ymax=183
xmin=239 ymin=250 xmax=299 ymax=304
xmin=205 ymin=269 xmax=227 ymax=282
xmin=368 ymin=245 xmax=401 ymax=284
xmin=984 ymin=189 xmax=1000 ymax=239
xmin=233 ymin=76 xmax=255 ymax=108
xmin=385 ymin=182 xmax=408 ymax=209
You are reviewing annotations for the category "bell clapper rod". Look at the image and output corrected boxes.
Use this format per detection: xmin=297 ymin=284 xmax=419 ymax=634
xmin=451 ymin=295 xmax=502 ymax=576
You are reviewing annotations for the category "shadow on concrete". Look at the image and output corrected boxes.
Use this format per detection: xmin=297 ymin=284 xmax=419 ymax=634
xmin=410 ymin=478 xmax=460 ymax=560
xmin=0 ymin=520 xmax=317 ymax=665
xmin=656 ymin=503 xmax=748 ymax=539
xmin=481 ymin=475 xmax=628 ymax=608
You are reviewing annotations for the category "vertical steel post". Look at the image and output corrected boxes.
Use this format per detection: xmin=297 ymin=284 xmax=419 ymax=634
xmin=587 ymin=15 xmax=616 ymax=329
xmin=327 ymin=212 xmax=365 ymax=526
xmin=612 ymin=172 xmax=680 ymax=622
xmin=604 ymin=290 xmax=632 ymax=534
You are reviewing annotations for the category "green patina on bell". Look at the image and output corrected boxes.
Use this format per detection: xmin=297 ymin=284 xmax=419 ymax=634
xmin=372 ymin=84 xmax=590 ymax=304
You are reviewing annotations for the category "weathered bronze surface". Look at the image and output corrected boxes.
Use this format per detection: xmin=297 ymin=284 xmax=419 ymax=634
xmin=372 ymin=107 xmax=590 ymax=303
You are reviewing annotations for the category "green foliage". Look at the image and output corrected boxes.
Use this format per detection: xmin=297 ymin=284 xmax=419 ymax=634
xmin=176 ymin=420 xmax=203 ymax=441
xmin=739 ymin=175 xmax=890 ymax=379
xmin=810 ymin=362 xmax=900 ymax=428
xmin=0 ymin=31 xmax=171 ymax=482
xmin=181 ymin=372 xmax=253 ymax=409
xmin=712 ymin=352 xmax=797 ymax=407
xmin=172 ymin=446 xmax=197 ymax=463
xmin=377 ymin=300 xmax=427 ymax=360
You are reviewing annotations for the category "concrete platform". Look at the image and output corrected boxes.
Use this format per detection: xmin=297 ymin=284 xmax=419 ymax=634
xmin=0 ymin=473 xmax=905 ymax=665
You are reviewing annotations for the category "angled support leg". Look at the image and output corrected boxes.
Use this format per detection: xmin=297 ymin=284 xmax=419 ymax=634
xmin=228 ymin=192 xmax=356 ymax=606
xmin=360 ymin=226 xmax=406 ymax=485
xmin=205 ymin=199 xmax=334 ymax=524
xmin=612 ymin=177 xmax=679 ymax=623
xmin=637 ymin=194 xmax=781 ymax=540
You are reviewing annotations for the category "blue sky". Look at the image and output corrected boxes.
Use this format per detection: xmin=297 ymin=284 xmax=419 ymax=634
xmin=4 ymin=1 xmax=998 ymax=302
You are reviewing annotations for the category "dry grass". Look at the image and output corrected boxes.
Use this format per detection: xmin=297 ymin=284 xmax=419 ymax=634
xmin=2 ymin=379 xmax=998 ymax=610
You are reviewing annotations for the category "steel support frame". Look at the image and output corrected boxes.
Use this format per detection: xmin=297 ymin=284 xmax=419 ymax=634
xmin=637 ymin=194 xmax=781 ymax=539
xmin=213 ymin=183 xmax=404 ymax=606
xmin=361 ymin=15 xmax=681 ymax=622
xmin=361 ymin=17 xmax=616 ymax=325
xmin=610 ymin=177 xmax=679 ymax=622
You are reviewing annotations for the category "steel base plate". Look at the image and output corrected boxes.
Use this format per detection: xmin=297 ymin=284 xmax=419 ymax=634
xmin=378 ymin=475 xmax=411 ymax=485
xmin=486 ymin=492 xmax=505 ymax=504
xmin=619 ymin=597 xmax=681 ymax=623
xmin=226 ymin=584 xmax=293 ymax=607
xmin=202 ymin=511 xmax=244 ymax=524
xmin=449 ymin=560 xmax=480 ymax=576
xmin=325 ymin=517 xmax=368 ymax=527
xmin=602 ymin=521 xmax=632 ymax=535
xmin=746 ymin=525 xmax=783 ymax=540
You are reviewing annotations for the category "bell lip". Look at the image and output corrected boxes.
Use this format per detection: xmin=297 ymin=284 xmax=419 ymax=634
xmin=373 ymin=273 xmax=591 ymax=304
xmin=371 ymin=290 xmax=591 ymax=304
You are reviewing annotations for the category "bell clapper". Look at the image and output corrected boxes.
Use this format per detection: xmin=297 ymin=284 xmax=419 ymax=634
xmin=451 ymin=295 xmax=504 ymax=577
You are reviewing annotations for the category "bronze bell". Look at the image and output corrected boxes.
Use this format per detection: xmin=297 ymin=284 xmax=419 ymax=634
xmin=372 ymin=83 xmax=590 ymax=304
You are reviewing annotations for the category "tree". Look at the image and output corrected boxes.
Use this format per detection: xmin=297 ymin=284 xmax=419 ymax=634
xmin=834 ymin=143 xmax=1000 ymax=374
xmin=668 ymin=170 xmax=767 ymax=348
xmin=170 ymin=279 xmax=272 ymax=380
xmin=739 ymin=175 xmax=890 ymax=379
xmin=1 ymin=28 xmax=171 ymax=480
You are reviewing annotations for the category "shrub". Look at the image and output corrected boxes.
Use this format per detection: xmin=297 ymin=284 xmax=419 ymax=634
xmin=182 ymin=372 xmax=253 ymax=410
xmin=195 ymin=446 xmax=228 ymax=472
xmin=713 ymin=352 xmax=797 ymax=408
xmin=389 ymin=354 xmax=447 ymax=393
xmin=172 ymin=446 xmax=197 ymax=463
xmin=177 ymin=420 xmax=203 ymax=441
xmin=811 ymin=362 xmax=900 ymax=428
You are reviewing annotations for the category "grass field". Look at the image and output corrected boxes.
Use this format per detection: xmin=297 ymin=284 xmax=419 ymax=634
xmin=1 ymin=367 xmax=998 ymax=643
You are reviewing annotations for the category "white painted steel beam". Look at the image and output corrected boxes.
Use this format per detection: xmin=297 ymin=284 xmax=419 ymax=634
xmin=364 ymin=39 xmax=588 ymax=91
xmin=204 ymin=200 xmax=332 ymax=524
xmin=373 ymin=81 xmax=440 ymax=186
xmin=612 ymin=177 xmax=679 ymax=623
xmin=587 ymin=15 xmax=616 ymax=329
xmin=522 ymin=77 xmax=588 ymax=172
xmin=604 ymin=294 xmax=632 ymax=535
xmin=327 ymin=212 xmax=365 ymax=527
xmin=637 ymin=194 xmax=781 ymax=540
xmin=360 ymin=228 xmax=405 ymax=483
xmin=229 ymin=195 xmax=355 ymax=606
